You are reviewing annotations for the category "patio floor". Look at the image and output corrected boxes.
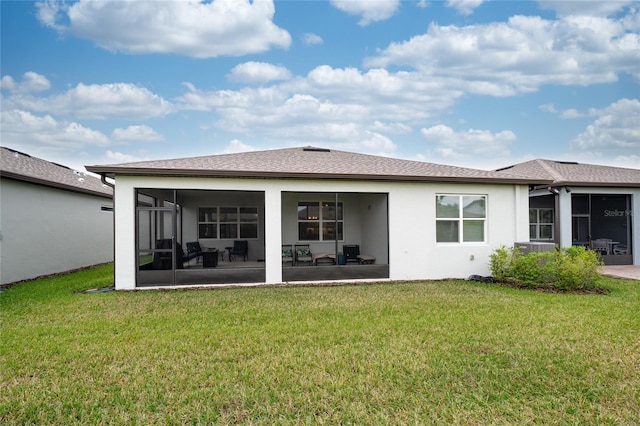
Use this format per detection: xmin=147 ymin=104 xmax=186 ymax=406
xmin=599 ymin=265 xmax=640 ymax=280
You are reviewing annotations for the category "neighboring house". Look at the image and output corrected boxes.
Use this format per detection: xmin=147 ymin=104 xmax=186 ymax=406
xmin=0 ymin=147 xmax=114 ymax=285
xmin=495 ymin=159 xmax=640 ymax=266
xmin=86 ymin=146 xmax=546 ymax=290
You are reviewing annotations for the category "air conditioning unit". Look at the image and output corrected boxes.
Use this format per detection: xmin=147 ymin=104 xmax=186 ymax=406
xmin=514 ymin=242 xmax=556 ymax=254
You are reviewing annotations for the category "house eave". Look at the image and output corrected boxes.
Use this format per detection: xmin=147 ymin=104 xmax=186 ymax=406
xmin=533 ymin=181 xmax=640 ymax=191
xmin=0 ymin=171 xmax=113 ymax=199
xmin=85 ymin=166 xmax=544 ymax=185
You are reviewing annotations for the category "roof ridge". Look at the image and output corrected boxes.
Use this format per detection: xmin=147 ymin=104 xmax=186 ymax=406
xmin=535 ymin=159 xmax=565 ymax=183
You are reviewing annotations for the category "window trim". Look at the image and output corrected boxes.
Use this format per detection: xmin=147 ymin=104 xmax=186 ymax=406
xmin=197 ymin=206 xmax=258 ymax=240
xmin=435 ymin=194 xmax=487 ymax=244
xmin=529 ymin=208 xmax=554 ymax=241
xmin=297 ymin=201 xmax=344 ymax=242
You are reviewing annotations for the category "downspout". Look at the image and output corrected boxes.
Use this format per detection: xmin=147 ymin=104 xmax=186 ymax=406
xmin=335 ymin=192 xmax=339 ymax=262
xmin=548 ymin=186 xmax=560 ymax=247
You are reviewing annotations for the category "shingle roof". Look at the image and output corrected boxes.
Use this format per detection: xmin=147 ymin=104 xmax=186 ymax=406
xmin=86 ymin=146 xmax=544 ymax=185
xmin=1 ymin=147 xmax=113 ymax=198
xmin=495 ymin=159 xmax=640 ymax=188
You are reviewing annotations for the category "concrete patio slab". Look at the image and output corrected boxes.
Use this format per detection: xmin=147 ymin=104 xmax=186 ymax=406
xmin=599 ymin=265 xmax=640 ymax=281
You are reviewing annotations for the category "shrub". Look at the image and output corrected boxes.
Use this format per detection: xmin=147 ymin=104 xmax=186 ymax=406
xmin=489 ymin=245 xmax=515 ymax=282
xmin=554 ymin=246 xmax=602 ymax=291
xmin=489 ymin=245 xmax=603 ymax=291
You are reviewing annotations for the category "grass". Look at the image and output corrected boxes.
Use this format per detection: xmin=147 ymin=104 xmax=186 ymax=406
xmin=1 ymin=264 xmax=639 ymax=425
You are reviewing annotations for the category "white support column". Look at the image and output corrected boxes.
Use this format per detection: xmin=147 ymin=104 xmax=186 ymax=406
xmin=557 ymin=188 xmax=573 ymax=248
xmin=114 ymin=178 xmax=136 ymax=290
xmin=264 ymin=188 xmax=282 ymax=284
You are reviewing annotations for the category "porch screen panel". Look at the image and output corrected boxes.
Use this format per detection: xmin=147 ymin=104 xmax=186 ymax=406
xmin=297 ymin=201 xmax=344 ymax=241
xmin=239 ymin=207 xmax=258 ymax=238
xmin=198 ymin=206 xmax=259 ymax=239
xmin=198 ymin=208 xmax=217 ymax=239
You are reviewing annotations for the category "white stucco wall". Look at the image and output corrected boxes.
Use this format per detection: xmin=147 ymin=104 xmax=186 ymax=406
xmin=0 ymin=178 xmax=114 ymax=285
xmin=112 ymin=175 xmax=530 ymax=289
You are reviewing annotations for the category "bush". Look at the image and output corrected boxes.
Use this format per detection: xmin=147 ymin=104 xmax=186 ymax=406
xmin=489 ymin=245 xmax=603 ymax=291
xmin=489 ymin=245 xmax=515 ymax=282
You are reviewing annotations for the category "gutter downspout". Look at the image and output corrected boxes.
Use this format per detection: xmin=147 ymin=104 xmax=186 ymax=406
xmin=547 ymin=186 xmax=561 ymax=247
xmin=335 ymin=192 xmax=339 ymax=263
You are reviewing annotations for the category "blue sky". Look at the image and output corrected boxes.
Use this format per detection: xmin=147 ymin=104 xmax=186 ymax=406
xmin=1 ymin=0 xmax=638 ymax=173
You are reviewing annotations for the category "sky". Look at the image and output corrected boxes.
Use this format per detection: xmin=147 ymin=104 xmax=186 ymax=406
xmin=1 ymin=0 xmax=639 ymax=174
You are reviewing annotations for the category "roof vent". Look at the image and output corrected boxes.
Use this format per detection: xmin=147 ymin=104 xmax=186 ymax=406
xmin=494 ymin=166 xmax=513 ymax=172
xmin=303 ymin=146 xmax=330 ymax=153
xmin=556 ymin=161 xmax=578 ymax=165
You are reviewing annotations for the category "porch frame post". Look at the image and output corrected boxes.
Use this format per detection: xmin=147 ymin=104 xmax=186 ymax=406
xmin=264 ymin=188 xmax=282 ymax=284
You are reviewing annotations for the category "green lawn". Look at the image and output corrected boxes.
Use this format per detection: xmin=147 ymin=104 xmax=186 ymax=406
xmin=1 ymin=264 xmax=639 ymax=425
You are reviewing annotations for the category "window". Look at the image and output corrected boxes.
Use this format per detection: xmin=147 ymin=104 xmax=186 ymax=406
xmin=298 ymin=201 xmax=343 ymax=241
xmin=529 ymin=208 xmax=554 ymax=240
xmin=198 ymin=207 xmax=258 ymax=239
xmin=436 ymin=195 xmax=486 ymax=243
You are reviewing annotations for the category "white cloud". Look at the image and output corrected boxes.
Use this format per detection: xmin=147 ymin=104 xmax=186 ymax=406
xmin=330 ymin=0 xmax=400 ymax=26
xmin=537 ymin=0 xmax=636 ymax=18
xmin=104 ymin=150 xmax=148 ymax=164
xmin=36 ymin=0 xmax=291 ymax=58
xmin=446 ymin=0 xmax=484 ymax=16
xmin=0 ymin=72 xmax=51 ymax=93
xmin=539 ymin=103 xmax=558 ymax=113
xmin=111 ymin=125 xmax=164 ymax=143
xmin=559 ymin=109 xmax=584 ymax=119
xmin=420 ymin=124 xmax=517 ymax=160
xmin=301 ymin=33 xmax=323 ymax=46
xmin=1 ymin=109 xmax=111 ymax=170
xmin=539 ymin=103 xmax=585 ymax=118
xmin=222 ymin=139 xmax=257 ymax=154
xmin=365 ymin=12 xmax=640 ymax=95
xmin=3 ymin=81 xmax=175 ymax=120
xmin=571 ymin=98 xmax=640 ymax=152
xmin=1 ymin=109 xmax=110 ymax=148
xmin=227 ymin=62 xmax=292 ymax=84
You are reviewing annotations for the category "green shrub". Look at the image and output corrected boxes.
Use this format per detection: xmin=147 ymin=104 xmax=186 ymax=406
xmin=489 ymin=245 xmax=603 ymax=291
xmin=489 ymin=245 xmax=515 ymax=282
xmin=553 ymin=246 xmax=602 ymax=291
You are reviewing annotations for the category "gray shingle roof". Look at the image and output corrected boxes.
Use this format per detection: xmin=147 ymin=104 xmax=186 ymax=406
xmin=495 ymin=159 xmax=640 ymax=188
xmin=1 ymin=147 xmax=113 ymax=198
xmin=86 ymin=146 xmax=544 ymax=184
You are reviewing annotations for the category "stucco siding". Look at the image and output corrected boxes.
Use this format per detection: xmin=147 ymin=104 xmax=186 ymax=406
xmin=112 ymin=175 xmax=531 ymax=289
xmin=0 ymin=178 xmax=114 ymax=285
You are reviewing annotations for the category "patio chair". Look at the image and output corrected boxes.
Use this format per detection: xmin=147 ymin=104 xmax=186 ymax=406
xmin=590 ymin=239 xmax=611 ymax=255
xmin=295 ymin=244 xmax=313 ymax=266
xmin=185 ymin=241 xmax=203 ymax=264
xmin=343 ymin=244 xmax=360 ymax=264
xmin=282 ymin=245 xmax=294 ymax=266
xmin=613 ymin=244 xmax=628 ymax=255
xmin=229 ymin=240 xmax=248 ymax=261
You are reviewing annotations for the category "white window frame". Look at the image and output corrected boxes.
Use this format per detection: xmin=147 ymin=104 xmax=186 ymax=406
xmin=297 ymin=201 xmax=344 ymax=242
xmin=529 ymin=208 xmax=554 ymax=241
xmin=198 ymin=206 xmax=258 ymax=240
xmin=436 ymin=194 xmax=487 ymax=244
